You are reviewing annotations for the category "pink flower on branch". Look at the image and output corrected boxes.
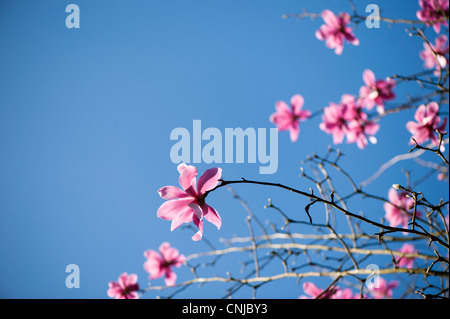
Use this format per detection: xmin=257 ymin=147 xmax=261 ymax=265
xmin=300 ymin=282 xmax=357 ymax=299
xmin=157 ymin=163 xmax=222 ymax=241
xmin=358 ymin=69 xmax=396 ymax=114
xmin=395 ymin=243 xmax=417 ymax=269
xmin=319 ymin=101 xmax=351 ymax=145
xmin=144 ymin=242 xmax=185 ymax=286
xmin=367 ymin=277 xmax=399 ymax=299
xmin=270 ymin=94 xmax=311 ymax=142
xmin=384 ymin=188 xmax=422 ymax=229
xmin=107 ymin=272 xmax=140 ymax=299
xmin=345 ymin=113 xmax=380 ymax=149
xmin=315 ymin=10 xmax=359 ymax=55
xmin=406 ymin=102 xmax=447 ymax=147
xmin=300 ymin=282 xmax=340 ymax=299
xmin=419 ymin=35 xmax=449 ymax=76
xmin=320 ymin=94 xmax=379 ymax=149
xmin=416 ymin=0 xmax=449 ymax=33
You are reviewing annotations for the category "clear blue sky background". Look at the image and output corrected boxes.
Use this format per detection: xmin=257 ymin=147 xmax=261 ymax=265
xmin=0 ymin=0 xmax=448 ymax=298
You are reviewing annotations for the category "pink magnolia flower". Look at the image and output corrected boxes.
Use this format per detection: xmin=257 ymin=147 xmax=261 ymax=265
xmin=144 ymin=242 xmax=185 ymax=286
xmin=300 ymin=282 xmax=340 ymax=299
xmin=416 ymin=0 xmax=449 ymax=33
xmin=270 ymin=94 xmax=311 ymax=142
xmin=367 ymin=277 xmax=398 ymax=299
xmin=419 ymin=35 xmax=449 ymax=76
xmin=320 ymin=94 xmax=379 ymax=149
xmin=395 ymin=243 xmax=417 ymax=269
xmin=384 ymin=188 xmax=421 ymax=229
xmin=157 ymin=163 xmax=222 ymax=241
xmin=406 ymin=102 xmax=447 ymax=147
xmin=300 ymin=282 xmax=357 ymax=299
xmin=345 ymin=113 xmax=380 ymax=149
xmin=315 ymin=10 xmax=359 ymax=55
xmin=107 ymin=272 xmax=140 ymax=299
xmin=319 ymin=102 xmax=349 ymax=145
xmin=358 ymin=69 xmax=396 ymax=114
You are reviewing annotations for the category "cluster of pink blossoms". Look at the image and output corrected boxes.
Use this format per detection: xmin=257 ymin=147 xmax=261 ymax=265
xmin=300 ymin=282 xmax=357 ymax=299
xmin=416 ymin=0 xmax=449 ymax=33
xmin=300 ymin=277 xmax=399 ymax=299
xmin=384 ymin=187 xmax=422 ymax=230
xmin=108 ymin=242 xmax=186 ymax=299
xmin=319 ymin=93 xmax=380 ymax=149
xmin=395 ymin=243 xmax=417 ymax=269
xmin=420 ymin=35 xmax=449 ymax=76
xmin=358 ymin=69 xmax=396 ymax=114
xmin=314 ymin=1 xmax=449 ymax=57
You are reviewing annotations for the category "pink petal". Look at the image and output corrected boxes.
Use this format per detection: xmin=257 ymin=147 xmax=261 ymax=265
xmin=179 ymin=165 xmax=198 ymax=191
xmin=164 ymin=267 xmax=177 ymax=286
xmin=289 ymin=124 xmax=300 ymax=142
xmin=297 ymin=109 xmax=312 ymax=120
xmin=177 ymin=163 xmax=187 ymax=174
xmin=290 ymin=94 xmax=304 ymax=114
xmin=426 ymin=102 xmax=439 ymax=118
xmin=322 ymin=10 xmax=340 ymax=28
xmin=364 ymin=122 xmax=380 ymax=136
xmin=303 ymin=282 xmax=322 ymax=298
xmin=191 ymin=216 xmax=204 ymax=241
xmin=157 ymin=198 xmax=194 ymax=220
xmin=388 ymin=188 xmax=399 ymax=203
xmin=363 ymin=69 xmax=376 ymax=86
xmin=197 ymin=167 xmax=222 ymax=195
xmin=414 ymin=104 xmax=427 ymax=123
xmin=171 ymin=208 xmax=194 ymax=231
xmin=332 ymin=128 xmax=346 ymax=144
xmin=203 ymin=204 xmax=222 ymax=230
xmin=158 ymin=186 xmax=190 ymax=200
xmin=107 ymin=282 xmax=122 ymax=298
xmin=188 ymin=202 xmax=204 ymax=220
xmin=275 ymin=101 xmax=291 ymax=115
xmin=271 ymin=112 xmax=294 ymax=131
xmin=144 ymin=256 xmax=164 ymax=278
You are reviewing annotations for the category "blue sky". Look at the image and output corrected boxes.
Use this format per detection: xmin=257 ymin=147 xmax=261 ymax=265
xmin=0 ymin=0 xmax=448 ymax=298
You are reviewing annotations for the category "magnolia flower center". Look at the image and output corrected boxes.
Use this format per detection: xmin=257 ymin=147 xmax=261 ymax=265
xmin=197 ymin=193 xmax=207 ymax=207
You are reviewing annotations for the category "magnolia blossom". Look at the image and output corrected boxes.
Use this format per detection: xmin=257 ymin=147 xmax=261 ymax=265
xmin=315 ymin=10 xmax=359 ymax=55
xmin=157 ymin=164 xmax=222 ymax=241
xmin=346 ymin=115 xmax=380 ymax=149
xmin=358 ymin=69 xmax=396 ymax=114
xmin=367 ymin=277 xmax=399 ymax=299
xmin=319 ymin=101 xmax=351 ymax=145
xmin=406 ymin=102 xmax=447 ymax=147
xmin=320 ymin=94 xmax=379 ymax=149
xmin=384 ymin=188 xmax=421 ymax=229
xmin=416 ymin=0 xmax=449 ymax=33
xmin=107 ymin=272 xmax=140 ymax=299
xmin=395 ymin=243 xmax=417 ymax=269
xmin=419 ymin=35 xmax=449 ymax=76
xmin=300 ymin=282 xmax=356 ymax=299
xmin=270 ymin=94 xmax=311 ymax=142
xmin=144 ymin=242 xmax=185 ymax=286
